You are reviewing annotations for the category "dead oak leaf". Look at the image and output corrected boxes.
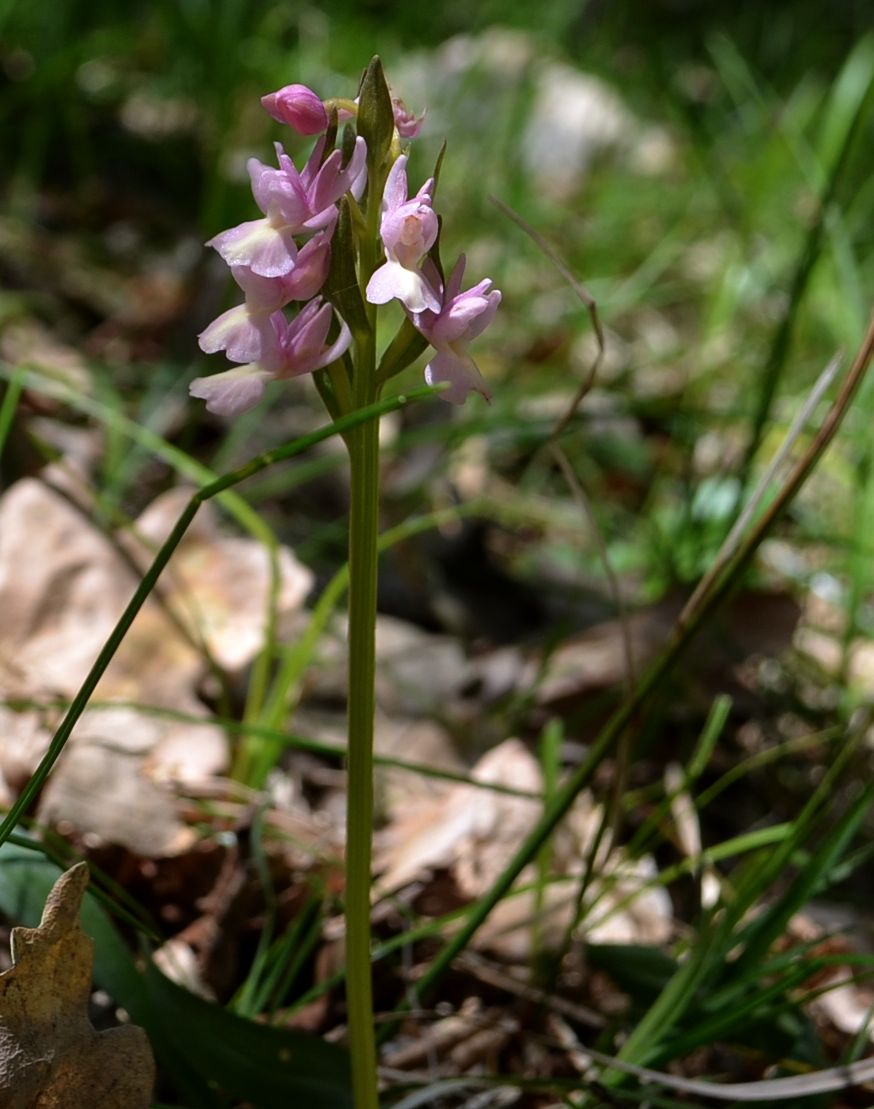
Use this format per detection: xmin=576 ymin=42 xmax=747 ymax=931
xmin=375 ymin=740 xmax=544 ymax=899
xmin=0 ymin=862 xmax=154 ymax=1108
xmin=127 ymin=486 xmax=314 ymax=673
xmin=37 ymin=742 xmax=196 ymax=858
xmin=376 ymin=739 xmax=672 ymax=958
xmin=0 ymin=476 xmax=313 ymax=847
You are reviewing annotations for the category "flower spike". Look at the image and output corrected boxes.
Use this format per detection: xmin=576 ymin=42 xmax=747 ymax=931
xmin=194 ymin=68 xmax=498 ymax=424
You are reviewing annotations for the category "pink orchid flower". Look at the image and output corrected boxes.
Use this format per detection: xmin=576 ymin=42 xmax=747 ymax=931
xmin=197 ymin=232 xmax=332 ymax=364
xmin=365 ymin=155 xmax=441 ymax=314
xmin=391 ymin=96 xmax=425 ymax=139
xmin=414 ymin=256 xmax=501 ymax=404
xmin=190 ymin=298 xmax=352 ymax=417
xmin=207 ymin=137 xmax=366 ymax=278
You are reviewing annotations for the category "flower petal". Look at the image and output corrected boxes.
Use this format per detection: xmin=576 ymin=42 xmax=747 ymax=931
xmin=231 ymin=266 xmax=287 ymax=309
xmin=429 ymin=286 xmax=499 ymax=346
xmin=206 ymin=219 xmax=299 ymax=278
xmin=197 ymin=305 xmax=278 ymax=364
xmin=282 ymin=299 xmax=333 ymax=365
xmin=273 ymin=301 xmax=352 ymax=378
xmin=392 ymin=97 xmax=425 ymax=139
xmin=443 ymin=254 xmax=467 ymax=302
xmin=366 ymin=260 xmax=441 ymax=313
xmin=424 ymin=347 xmax=491 ymax=405
xmin=382 ymin=155 xmax=409 ymax=213
xmin=314 ymin=316 xmax=353 ymax=372
xmin=189 ymin=365 xmax=272 ymax=417
xmin=461 ymin=289 xmax=501 ymax=342
xmin=383 ymin=202 xmax=438 ymax=269
xmin=248 ymin=156 xmax=307 ymax=224
xmin=281 ymin=230 xmax=332 ymax=301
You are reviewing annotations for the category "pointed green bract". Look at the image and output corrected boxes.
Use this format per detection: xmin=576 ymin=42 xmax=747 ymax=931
xmin=325 ymin=197 xmax=371 ymax=343
xmin=377 ymin=317 xmax=430 ymax=383
xmin=340 ymin=122 xmax=357 ymax=164
xmin=357 ymin=56 xmax=394 ymax=179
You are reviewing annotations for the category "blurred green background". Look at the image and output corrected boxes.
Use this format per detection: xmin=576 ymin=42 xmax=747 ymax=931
xmin=1 ymin=0 xmax=872 ymax=619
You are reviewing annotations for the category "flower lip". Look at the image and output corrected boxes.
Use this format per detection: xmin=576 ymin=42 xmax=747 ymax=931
xmin=205 ymin=217 xmax=300 ymax=279
xmin=366 ymin=261 xmax=441 ymax=314
xmin=189 ymin=365 xmax=273 ymax=417
xmin=424 ymin=348 xmax=492 ymax=405
xmin=197 ymin=304 xmax=277 ymax=365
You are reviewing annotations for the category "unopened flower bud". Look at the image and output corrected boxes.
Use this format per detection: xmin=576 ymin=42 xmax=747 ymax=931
xmin=261 ymin=84 xmax=329 ymax=135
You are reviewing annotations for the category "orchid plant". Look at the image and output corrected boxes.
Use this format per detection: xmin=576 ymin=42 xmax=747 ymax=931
xmin=190 ymin=59 xmax=500 ymax=1108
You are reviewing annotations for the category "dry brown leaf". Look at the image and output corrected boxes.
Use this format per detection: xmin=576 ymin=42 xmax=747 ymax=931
xmin=151 ymin=937 xmax=215 ymax=1000
xmin=306 ymin=613 xmax=471 ymax=718
xmin=375 ymin=740 xmax=536 ymax=897
xmin=0 ymin=862 xmax=154 ymax=1107
xmin=536 ymin=590 xmax=800 ymax=710
xmin=785 ymin=911 xmax=874 ymax=1046
xmin=0 ymin=478 xmax=135 ymax=699
xmin=377 ymin=739 xmax=575 ymax=899
xmin=128 ymin=487 xmax=314 ymax=672
xmin=376 ymin=739 xmax=672 ymax=958
xmin=0 ymin=475 xmax=312 ymax=848
xmin=37 ymin=742 xmax=195 ymax=857
xmin=0 ymin=319 xmax=92 ymax=395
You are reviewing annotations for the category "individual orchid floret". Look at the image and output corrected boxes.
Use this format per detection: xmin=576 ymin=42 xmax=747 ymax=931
xmin=207 ymin=137 xmax=366 ymax=278
xmin=414 ymin=255 xmax=501 ymax=404
xmin=190 ymin=298 xmax=352 ymax=417
xmin=365 ymin=155 xmax=441 ymax=314
xmin=264 ymin=297 xmax=352 ymax=379
xmin=198 ymin=231 xmax=332 ymax=364
xmin=261 ymin=83 xmax=329 ymax=135
xmin=293 ymin=136 xmax=368 ymax=217
xmin=391 ymin=96 xmax=425 ymax=139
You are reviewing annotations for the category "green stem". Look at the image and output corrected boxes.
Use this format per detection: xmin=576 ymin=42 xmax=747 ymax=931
xmin=344 ymin=414 xmax=381 ymax=1109
xmin=343 ymin=161 xmax=383 ymax=1099
xmin=253 ymin=502 xmax=481 ymax=786
xmin=338 ymin=125 xmax=388 ymax=1109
